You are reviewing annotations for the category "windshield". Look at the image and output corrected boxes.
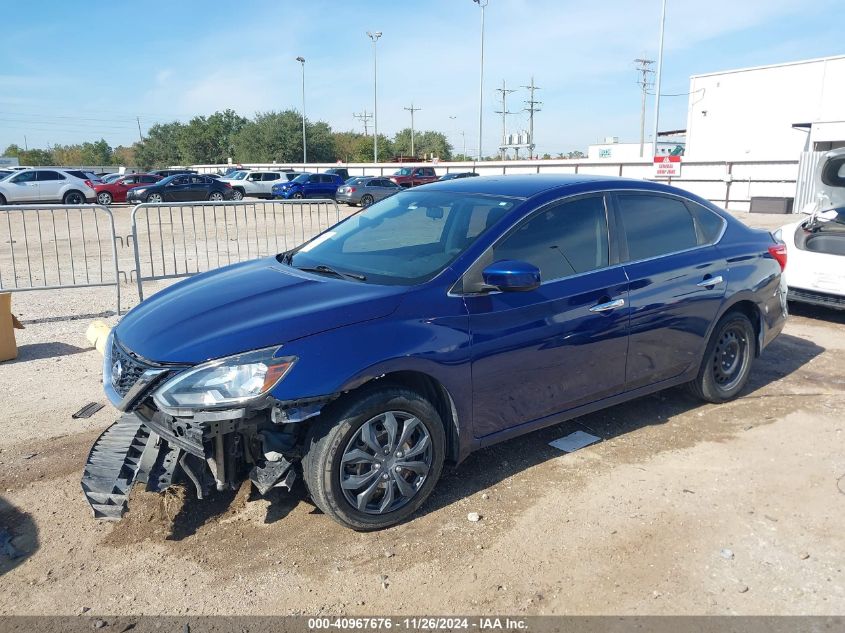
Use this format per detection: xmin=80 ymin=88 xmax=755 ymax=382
xmin=227 ymin=171 xmax=247 ymax=180
xmin=286 ymin=191 xmax=518 ymax=285
xmin=394 ymin=168 xmax=412 ymax=176
xmin=292 ymin=173 xmax=311 ymax=183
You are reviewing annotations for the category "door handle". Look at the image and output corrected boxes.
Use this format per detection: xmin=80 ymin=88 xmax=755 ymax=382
xmin=696 ymin=275 xmax=724 ymax=288
xmin=589 ymin=298 xmax=626 ymax=313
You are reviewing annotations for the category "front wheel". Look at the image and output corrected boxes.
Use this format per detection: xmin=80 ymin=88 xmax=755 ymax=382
xmin=292 ymin=191 xmax=304 ymax=199
xmin=208 ymin=191 xmax=224 ymax=201
xmin=147 ymin=192 xmax=163 ymax=203
xmin=302 ymin=386 xmax=445 ymax=531
xmin=689 ymin=311 xmax=755 ymax=403
xmin=232 ymin=188 xmax=244 ymax=201
xmin=96 ymin=192 xmax=113 ymax=205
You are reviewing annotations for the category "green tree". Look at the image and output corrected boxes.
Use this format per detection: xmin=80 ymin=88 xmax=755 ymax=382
xmin=3 ymin=144 xmax=55 ymax=166
xmin=134 ymin=122 xmax=184 ymax=168
xmin=392 ymin=129 xmax=451 ymax=160
xmin=79 ymin=139 xmax=113 ymax=165
xmin=177 ymin=109 xmax=248 ymax=164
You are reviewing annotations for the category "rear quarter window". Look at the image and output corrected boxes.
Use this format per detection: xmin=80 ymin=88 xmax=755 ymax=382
xmin=686 ymin=201 xmax=726 ymax=245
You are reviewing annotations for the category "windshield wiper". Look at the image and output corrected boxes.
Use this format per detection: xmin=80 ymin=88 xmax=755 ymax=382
xmin=296 ymin=264 xmax=367 ymax=282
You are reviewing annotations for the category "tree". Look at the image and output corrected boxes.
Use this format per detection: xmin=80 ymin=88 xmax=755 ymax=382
xmin=392 ymin=129 xmax=452 ymax=160
xmin=79 ymin=139 xmax=113 ymax=165
xmin=112 ymin=145 xmax=136 ymax=166
xmin=134 ymin=122 xmax=184 ymax=168
xmin=566 ymin=150 xmax=585 ymax=159
xmin=177 ymin=109 xmax=248 ymax=165
xmin=3 ymin=144 xmax=55 ymax=166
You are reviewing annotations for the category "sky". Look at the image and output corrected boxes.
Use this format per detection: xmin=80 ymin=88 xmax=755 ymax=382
xmin=1 ymin=0 xmax=843 ymax=158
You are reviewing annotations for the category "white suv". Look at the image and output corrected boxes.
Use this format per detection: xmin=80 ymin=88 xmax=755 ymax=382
xmin=0 ymin=168 xmax=97 ymax=205
xmin=219 ymin=170 xmax=292 ymax=200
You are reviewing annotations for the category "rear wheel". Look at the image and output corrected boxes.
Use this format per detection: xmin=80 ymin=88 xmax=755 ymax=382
xmin=689 ymin=311 xmax=755 ymax=403
xmin=361 ymin=194 xmax=374 ymax=207
xmin=302 ymin=386 xmax=445 ymax=531
xmin=63 ymin=190 xmax=85 ymax=205
xmin=0 ymin=194 xmax=6 ymax=205
xmin=96 ymin=191 xmax=113 ymax=205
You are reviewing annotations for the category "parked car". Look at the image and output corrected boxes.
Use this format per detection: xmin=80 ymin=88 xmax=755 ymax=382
xmin=271 ymin=172 xmax=344 ymax=199
xmin=0 ymin=168 xmax=96 ymax=204
xmin=93 ymin=173 xmax=162 ymax=205
xmin=0 ymin=170 xmax=13 ymax=180
xmin=219 ymin=170 xmax=292 ymax=200
xmin=324 ymin=167 xmax=350 ymax=181
xmin=125 ymin=174 xmax=233 ymax=203
xmin=84 ymin=174 xmax=787 ymax=529
xmin=389 ymin=166 xmax=438 ymax=188
xmin=65 ymin=169 xmax=103 ymax=185
xmin=439 ymin=172 xmax=479 ymax=181
xmin=775 ymin=148 xmax=845 ymax=309
xmin=100 ymin=173 xmax=124 ymax=183
xmin=336 ymin=176 xmax=402 ymax=206
xmin=149 ymin=169 xmax=197 ymax=178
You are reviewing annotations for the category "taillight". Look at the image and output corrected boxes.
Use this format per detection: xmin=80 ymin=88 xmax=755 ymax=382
xmin=223 ymin=182 xmax=232 ymax=188
xmin=348 ymin=187 xmax=356 ymax=193
xmin=84 ymin=180 xmax=94 ymax=189
xmin=768 ymin=243 xmax=787 ymax=271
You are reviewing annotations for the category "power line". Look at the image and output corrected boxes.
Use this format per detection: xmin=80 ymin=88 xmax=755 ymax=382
xmin=494 ymin=79 xmax=517 ymax=158
xmin=522 ymin=76 xmax=541 ymax=159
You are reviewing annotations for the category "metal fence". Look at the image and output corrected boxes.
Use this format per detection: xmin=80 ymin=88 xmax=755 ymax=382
xmin=129 ymin=199 xmax=341 ymax=300
xmin=0 ymin=204 xmax=121 ymax=312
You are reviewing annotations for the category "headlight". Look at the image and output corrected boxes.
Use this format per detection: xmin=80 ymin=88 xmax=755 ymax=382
xmin=132 ymin=188 xmax=146 ymax=195
xmin=153 ymin=346 xmax=296 ymax=413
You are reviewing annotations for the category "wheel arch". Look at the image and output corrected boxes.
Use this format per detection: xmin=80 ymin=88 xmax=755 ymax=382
xmin=713 ymin=296 xmax=764 ymax=357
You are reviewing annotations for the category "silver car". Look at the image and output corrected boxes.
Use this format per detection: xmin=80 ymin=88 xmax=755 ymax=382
xmin=335 ymin=176 xmax=402 ymax=206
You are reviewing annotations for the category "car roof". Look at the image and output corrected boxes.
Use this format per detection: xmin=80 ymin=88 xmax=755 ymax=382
xmin=419 ymin=174 xmax=670 ymax=199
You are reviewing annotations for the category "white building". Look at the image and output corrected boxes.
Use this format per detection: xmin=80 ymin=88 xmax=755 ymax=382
xmin=685 ymin=55 xmax=845 ymax=161
xmin=587 ymin=137 xmax=683 ymax=161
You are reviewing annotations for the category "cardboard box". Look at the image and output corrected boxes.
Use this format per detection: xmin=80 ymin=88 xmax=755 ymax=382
xmin=0 ymin=293 xmax=24 ymax=362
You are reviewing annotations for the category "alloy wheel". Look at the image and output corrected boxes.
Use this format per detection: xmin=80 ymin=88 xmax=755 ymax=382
xmin=148 ymin=193 xmax=163 ymax=203
xmin=340 ymin=411 xmax=433 ymax=515
xmin=210 ymin=192 xmax=224 ymax=201
xmin=97 ymin=192 xmax=112 ymax=205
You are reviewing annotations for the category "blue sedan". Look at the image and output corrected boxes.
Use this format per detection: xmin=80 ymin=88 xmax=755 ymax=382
xmin=85 ymin=175 xmax=787 ymax=529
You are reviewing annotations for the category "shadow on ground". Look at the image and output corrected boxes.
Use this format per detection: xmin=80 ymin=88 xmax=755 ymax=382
xmin=144 ymin=332 xmax=825 ymax=537
xmin=11 ymin=342 xmax=91 ymax=363
xmin=0 ymin=497 xmax=39 ymax=576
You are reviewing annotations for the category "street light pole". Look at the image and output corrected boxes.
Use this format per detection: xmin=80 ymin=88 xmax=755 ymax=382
xmin=296 ymin=56 xmax=306 ymax=165
xmin=472 ymin=0 xmax=488 ymax=162
xmin=650 ymin=0 xmax=667 ymax=159
xmin=366 ymin=31 xmax=382 ymax=163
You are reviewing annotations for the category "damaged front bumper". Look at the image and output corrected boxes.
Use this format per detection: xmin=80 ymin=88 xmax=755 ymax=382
xmin=83 ymin=334 xmax=334 ymax=520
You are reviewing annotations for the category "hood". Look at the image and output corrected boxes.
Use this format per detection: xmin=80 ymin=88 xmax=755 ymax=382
xmin=115 ymin=257 xmax=405 ymax=364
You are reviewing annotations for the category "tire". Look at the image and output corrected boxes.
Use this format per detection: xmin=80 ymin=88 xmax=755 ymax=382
xmin=361 ymin=194 xmax=374 ymax=207
xmin=689 ymin=311 xmax=755 ymax=403
xmin=232 ymin=188 xmax=244 ymax=201
xmin=0 ymin=194 xmax=6 ymax=205
xmin=292 ymin=191 xmax=304 ymax=199
xmin=302 ymin=385 xmax=446 ymax=531
xmin=96 ymin=191 xmax=113 ymax=205
xmin=209 ymin=191 xmax=224 ymax=201
xmin=147 ymin=193 xmax=163 ymax=203
xmin=63 ymin=190 xmax=85 ymax=205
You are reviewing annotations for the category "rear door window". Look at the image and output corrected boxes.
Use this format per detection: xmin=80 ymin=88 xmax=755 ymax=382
xmin=615 ymin=193 xmax=699 ymax=261
xmin=37 ymin=170 xmax=64 ymax=181
xmin=262 ymin=173 xmax=280 ymax=181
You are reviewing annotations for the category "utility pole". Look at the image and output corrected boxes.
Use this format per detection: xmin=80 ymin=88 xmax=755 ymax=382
xmin=353 ymin=110 xmax=373 ymax=135
xmin=366 ymin=31 xmax=382 ymax=162
xmin=634 ymin=58 xmax=654 ymax=157
xmin=651 ymin=0 xmax=667 ymax=160
xmin=23 ymin=135 xmax=28 ymax=151
xmin=296 ymin=56 xmax=307 ymax=165
xmin=494 ymin=80 xmax=516 ymax=159
xmin=404 ymin=102 xmax=421 ymax=157
xmin=522 ymin=76 xmax=542 ymax=159
xmin=472 ymin=0 xmax=488 ymax=161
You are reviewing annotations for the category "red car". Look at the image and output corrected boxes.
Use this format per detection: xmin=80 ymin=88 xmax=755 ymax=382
xmin=93 ymin=173 xmax=162 ymax=205
xmin=389 ymin=166 xmax=439 ymax=188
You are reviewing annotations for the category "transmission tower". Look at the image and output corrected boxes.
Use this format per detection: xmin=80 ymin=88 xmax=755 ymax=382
xmin=353 ymin=109 xmax=373 ymax=135
xmin=522 ymin=76 xmax=542 ymax=159
xmin=634 ymin=58 xmax=655 ymax=157
xmin=494 ymin=80 xmax=517 ymax=158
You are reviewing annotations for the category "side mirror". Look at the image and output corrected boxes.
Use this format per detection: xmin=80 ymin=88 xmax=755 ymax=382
xmin=481 ymin=260 xmax=541 ymax=292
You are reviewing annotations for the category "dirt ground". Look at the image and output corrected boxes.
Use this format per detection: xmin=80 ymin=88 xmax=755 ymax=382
xmin=0 ymin=211 xmax=843 ymax=616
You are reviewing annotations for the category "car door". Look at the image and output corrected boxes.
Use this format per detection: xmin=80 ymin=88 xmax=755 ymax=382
xmin=163 ymin=175 xmax=190 ymax=201
xmin=378 ymin=179 xmax=401 ymax=201
xmin=465 ymin=193 xmax=630 ymax=437
xmin=261 ymin=172 xmax=281 ymax=197
xmin=36 ymin=170 xmax=66 ymax=201
xmin=6 ymin=170 xmax=39 ymax=202
xmin=116 ymin=176 xmax=138 ymax=202
xmin=612 ymin=191 xmax=728 ymax=390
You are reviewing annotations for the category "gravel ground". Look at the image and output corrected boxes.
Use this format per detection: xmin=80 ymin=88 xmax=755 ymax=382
xmin=0 ymin=211 xmax=843 ymax=616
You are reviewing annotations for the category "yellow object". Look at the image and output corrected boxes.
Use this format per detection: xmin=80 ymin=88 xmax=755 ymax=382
xmin=85 ymin=320 xmax=112 ymax=355
xmin=0 ymin=293 xmax=24 ymax=362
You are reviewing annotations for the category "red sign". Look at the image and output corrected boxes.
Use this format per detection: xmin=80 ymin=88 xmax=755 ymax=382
xmin=653 ymin=154 xmax=681 ymax=178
